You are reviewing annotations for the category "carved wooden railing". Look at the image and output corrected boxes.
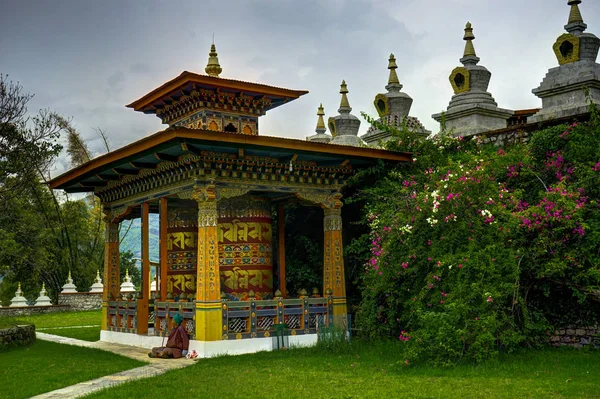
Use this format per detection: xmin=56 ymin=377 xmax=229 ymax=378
xmin=106 ymin=300 xmax=138 ymax=333
xmin=154 ymin=301 xmax=196 ymax=340
xmin=221 ymin=296 xmax=333 ymax=340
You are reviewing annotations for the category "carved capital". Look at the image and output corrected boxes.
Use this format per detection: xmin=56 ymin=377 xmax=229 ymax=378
xmin=295 ymin=189 xmax=342 ymax=209
xmin=103 ymin=205 xmax=130 ymax=224
xmin=192 ymin=182 xmax=217 ymax=203
xmin=324 ymin=208 xmax=342 ymax=232
xmin=323 ymin=192 xmax=343 ymax=210
xmin=105 ymin=222 xmax=119 ymax=243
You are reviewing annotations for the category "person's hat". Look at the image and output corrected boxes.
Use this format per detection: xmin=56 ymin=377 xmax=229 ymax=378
xmin=173 ymin=313 xmax=184 ymax=325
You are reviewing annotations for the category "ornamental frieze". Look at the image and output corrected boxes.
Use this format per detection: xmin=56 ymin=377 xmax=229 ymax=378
xmin=98 ymin=151 xmax=351 ymax=204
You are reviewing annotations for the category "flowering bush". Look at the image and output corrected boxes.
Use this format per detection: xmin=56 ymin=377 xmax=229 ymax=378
xmin=355 ymin=109 xmax=600 ymax=365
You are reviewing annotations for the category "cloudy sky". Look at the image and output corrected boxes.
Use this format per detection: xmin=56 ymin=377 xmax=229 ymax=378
xmin=1 ymin=0 xmax=598 ymax=177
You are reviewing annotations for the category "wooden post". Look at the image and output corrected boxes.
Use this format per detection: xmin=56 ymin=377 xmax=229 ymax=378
xmin=278 ymin=203 xmax=286 ymax=297
xmin=322 ymin=194 xmax=347 ymax=326
xmin=102 ymin=220 xmax=120 ymax=330
xmin=137 ymin=202 xmax=150 ymax=335
xmin=159 ymin=197 xmax=168 ymax=300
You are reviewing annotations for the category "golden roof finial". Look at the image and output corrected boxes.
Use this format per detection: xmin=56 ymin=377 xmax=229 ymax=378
xmin=316 ymin=103 xmax=326 ymax=133
xmin=125 ymin=269 xmax=129 ymax=278
xmin=387 ymin=53 xmax=400 ymax=85
xmin=339 ymin=80 xmax=351 ymax=112
xmin=463 ymin=22 xmax=476 ymax=57
xmin=567 ymin=0 xmax=583 ymax=24
xmin=205 ymin=41 xmax=222 ymax=77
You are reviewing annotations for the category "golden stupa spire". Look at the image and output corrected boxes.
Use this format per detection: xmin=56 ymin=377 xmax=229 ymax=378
xmin=339 ymin=80 xmax=351 ymax=113
xmin=387 ymin=53 xmax=400 ymax=85
xmin=567 ymin=0 xmax=583 ymax=25
xmin=315 ymin=103 xmax=326 ymax=133
xmin=463 ymin=22 xmax=476 ymax=57
xmin=205 ymin=38 xmax=222 ymax=77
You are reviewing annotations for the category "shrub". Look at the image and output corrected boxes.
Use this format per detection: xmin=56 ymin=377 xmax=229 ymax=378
xmin=356 ymin=109 xmax=600 ymax=366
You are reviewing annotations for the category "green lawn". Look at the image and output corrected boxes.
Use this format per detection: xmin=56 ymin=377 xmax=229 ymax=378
xmin=40 ymin=326 xmax=100 ymax=342
xmin=0 ymin=309 xmax=101 ymax=328
xmin=0 ymin=340 xmax=145 ymax=399
xmin=0 ymin=309 xmax=101 ymax=341
xmin=86 ymin=343 xmax=600 ymax=399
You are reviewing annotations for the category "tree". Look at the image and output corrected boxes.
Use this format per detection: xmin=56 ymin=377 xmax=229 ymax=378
xmin=0 ymin=74 xmax=62 ymax=201
xmin=0 ymin=74 xmax=106 ymax=304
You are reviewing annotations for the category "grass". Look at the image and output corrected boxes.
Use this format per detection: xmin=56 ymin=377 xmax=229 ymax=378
xmin=85 ymin=342 xmax=600 ymax=399
xmin=40 ymin=326 xmax=101 ymax=342
xmin=0 ymin=309 xmax=101 ymax=341
xmin=0 ymin=309 xmax=101 ymax=328
xmin=0 ymin=340 xmax=145 ymax=399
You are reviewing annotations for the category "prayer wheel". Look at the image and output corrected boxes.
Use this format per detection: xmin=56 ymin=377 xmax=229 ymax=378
xmin=166 ymin=205 xmax=198 ymax=296
xmin=218 ymin=197 xmax=273 ymax=299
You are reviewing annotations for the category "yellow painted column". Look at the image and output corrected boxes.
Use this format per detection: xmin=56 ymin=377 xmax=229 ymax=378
xmin=102 ymin=220 xmax=120 ymax=330
xmin=323 ymin=200 xmax=347 ymax=327
xmin=194 ymin=184 xmax=222 ymax=341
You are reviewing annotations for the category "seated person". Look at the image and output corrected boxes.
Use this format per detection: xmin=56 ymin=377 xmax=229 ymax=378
xmin=149 ymin=313 xmax=189 ymax=359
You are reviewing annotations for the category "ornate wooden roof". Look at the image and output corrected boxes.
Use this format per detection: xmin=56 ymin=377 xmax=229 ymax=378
xmin=48 ymin=127 xmax=411 ymax=197
xmin=126 ymin=71 xmax=308 ymax=124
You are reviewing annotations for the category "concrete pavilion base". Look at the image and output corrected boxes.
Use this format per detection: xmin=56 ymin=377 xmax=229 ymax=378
xmin=100 ymin=330 xmax=318 ymax=358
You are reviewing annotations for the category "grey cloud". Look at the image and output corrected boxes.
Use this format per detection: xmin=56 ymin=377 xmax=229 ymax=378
xmin=129 ymin=62 xmax=153 ymax=74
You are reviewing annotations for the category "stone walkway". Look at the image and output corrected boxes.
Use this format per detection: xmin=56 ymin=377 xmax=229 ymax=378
xmin=32 ymin=332 xmax=195 ymax=399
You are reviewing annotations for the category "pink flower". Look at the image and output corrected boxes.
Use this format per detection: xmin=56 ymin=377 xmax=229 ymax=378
xmin=440 ymin=300 xmax=444 ymax=304
xmin=350 ymin=364 xmax=355 ymax=367
xmin=487 ymin=296 xmax=493 ymax=303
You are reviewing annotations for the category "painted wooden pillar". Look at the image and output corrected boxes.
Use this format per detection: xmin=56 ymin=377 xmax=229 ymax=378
xmin=323 ymin=199 xmax=347 ymax=326
xmin=278 ymin=203 xmax=286 ymax=297
xmin=102 ymin=220 xmax=120 ymax=330
xmin=194 ymin=184 xmax=221 ymax=341
xmin=137 ymin=202 xmax=150 ymax=335
xmin=159 ymin=197 xmax=168 ymax=300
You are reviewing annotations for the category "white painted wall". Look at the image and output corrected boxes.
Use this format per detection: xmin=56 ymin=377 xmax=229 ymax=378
xmin=100 ymin=330 xmax=318 ymax=358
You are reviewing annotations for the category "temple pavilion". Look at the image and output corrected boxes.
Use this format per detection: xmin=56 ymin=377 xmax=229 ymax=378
xmin=49 ymin=44 xmax=410 ymax=355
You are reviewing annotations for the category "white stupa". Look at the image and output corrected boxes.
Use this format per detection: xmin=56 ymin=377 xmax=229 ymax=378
xmin=89 ymin=270 xmax=104 ymax=293
xmin=120 ymin=269 xmax=136 ymax=293
xmin=61 ymin=271 xmax=78 ymax=293
xmin=10 ymin=282 xmax=28 ymax=307
xmin=150 ymin=276 xmax=157 ymax=292
xmin=34 ymin=283 xmax=52 ymax=306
